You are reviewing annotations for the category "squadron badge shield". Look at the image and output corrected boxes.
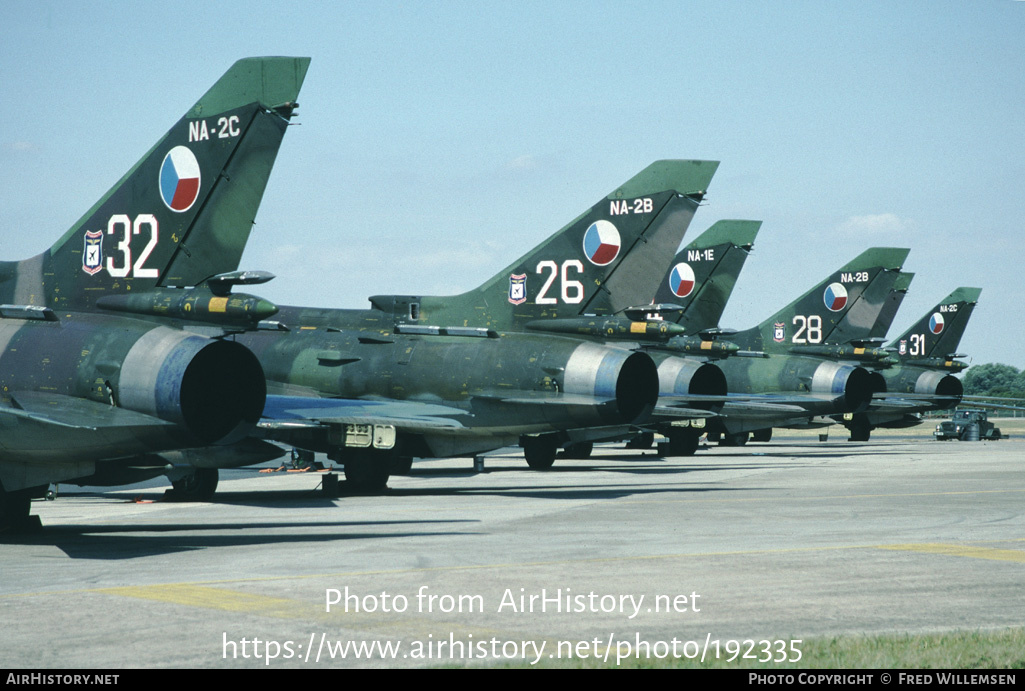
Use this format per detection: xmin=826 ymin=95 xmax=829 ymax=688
xmin=773 ymin=322 xmax=786 ymax=343
xmin=82 ymin=230 xmax=103 ymax=275
xmin=508 ymin=273 xmax=527 ymax=305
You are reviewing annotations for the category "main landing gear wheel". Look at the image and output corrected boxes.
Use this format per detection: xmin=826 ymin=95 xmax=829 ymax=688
xmin=0 ymin=480 xmax=37 ymax=533
xmin=523 ymin=436 xmax=558 ymax=470
xmin=848 ymin=416 xmax=872 ymax=442
xmin=720 ymin=432 xmax=750 ymax=447
xmin=166 ymin=468 xmax=219 ymax=502
xmin=343 ymin=452 xmax=391 ymax=492
xmin=667 ymin=429 xmax=701 ymax=457
xmin=561 ymin=442 xmax=593 ymax=460
xmin=625 ymin=432 xmax=655 ymax=450
xmin=389 ymin=456 xmax=414 ymax=475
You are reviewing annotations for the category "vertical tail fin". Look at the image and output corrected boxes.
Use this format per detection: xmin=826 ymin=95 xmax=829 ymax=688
xmin=889 ymin=287 xmax=982 ymax=362
xmin=868 ymin=271 xmax=914 ymax=341
xmin=731 ymin=247 xmax=910 ymax=352
xmin=652 ymin=219 xmax=760 ymax=332
xmin=827 ymin=264 xmax=909 ymax=346
xmin=396 ymin=160 xmax=718 ymax=331
xmin=1 ymin=57 xmax=310 ymax=310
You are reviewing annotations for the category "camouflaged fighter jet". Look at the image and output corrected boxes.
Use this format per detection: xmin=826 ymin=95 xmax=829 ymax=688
xmin=243 ymin=161 xmax=719 ymax=483
xmin=511 ymin=218 xmax=762 ymax=459
xmin=0 ymin=57 xmax=309 ymax=530
xmin=659 ymin=247 xmax=911 ymax=448
xmin=832 ymin=286 xmax=978 ymax=440
xmin=814 ymin=271 xmax=914 ymax=439
xmin=582 ymin=219 xmax=760 ymax=453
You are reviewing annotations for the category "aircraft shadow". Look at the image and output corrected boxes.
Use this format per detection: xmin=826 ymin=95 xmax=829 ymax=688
xmin=4 ymin=518 xmax=481 ymax=560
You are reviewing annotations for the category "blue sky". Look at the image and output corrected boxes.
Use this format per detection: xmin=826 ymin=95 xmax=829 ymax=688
xmin=3 ymin=1 xmax=1024 ymax=368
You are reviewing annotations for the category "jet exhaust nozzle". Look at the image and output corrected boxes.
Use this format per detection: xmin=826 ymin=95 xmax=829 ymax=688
xmin=118 ymin=327 xmax=266 ymax=444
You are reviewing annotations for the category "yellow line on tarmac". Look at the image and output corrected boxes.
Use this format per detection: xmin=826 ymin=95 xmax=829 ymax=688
xmin=879 ymin=543 xmax=1025 ymax=563
xmin=98 ymin=585 xmax=305 ymax=616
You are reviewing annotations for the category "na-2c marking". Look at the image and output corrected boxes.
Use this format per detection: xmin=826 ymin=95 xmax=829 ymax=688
xmin=188 ymin=116 xmax=242 ymax=142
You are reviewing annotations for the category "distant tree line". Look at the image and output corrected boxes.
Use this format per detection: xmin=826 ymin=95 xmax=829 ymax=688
xmin=962 ymin=363 xmax=1025 ymax=399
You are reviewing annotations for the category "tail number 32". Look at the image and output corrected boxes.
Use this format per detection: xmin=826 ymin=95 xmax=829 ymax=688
xmin=106 ymin=214 xmax=159 ymax=279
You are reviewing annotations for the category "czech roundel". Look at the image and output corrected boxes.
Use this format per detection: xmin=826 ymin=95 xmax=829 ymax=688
xmin=159 ymin=146 xmax=201 ymax=212
xmin=823 ymin=282 xmax=848 ymax=312
xmin=668 ymin=263 xmax=696 ymax=298
xmin=582 ymin=220 xmax=621 ymax=266
xmin=929 ymin=312 xmax=945 ymax=334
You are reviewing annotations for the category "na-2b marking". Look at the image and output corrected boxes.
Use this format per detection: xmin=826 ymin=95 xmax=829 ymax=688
xmin=609 ymin=197 xmax=653 ymax=216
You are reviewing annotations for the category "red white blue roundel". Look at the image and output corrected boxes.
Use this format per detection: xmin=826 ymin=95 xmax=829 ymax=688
xmin=929 ymin=312 xmax=945 ymax=334
xmin=823 ymin=282 xmax=848 ymax=311
xmin=582 ymin=220 xmax=621 ymax=266
xmin=159 ymin=146 xmax=201 ymax=212
xmin=668 ymin=262 xmax=696 ymax=298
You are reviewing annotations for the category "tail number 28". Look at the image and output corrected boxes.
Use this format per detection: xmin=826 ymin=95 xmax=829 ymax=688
xmin=791 ymin=315 xmax=822 ymax=344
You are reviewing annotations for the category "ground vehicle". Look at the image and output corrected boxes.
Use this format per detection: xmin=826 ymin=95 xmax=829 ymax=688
xmin=934 ymin=409 xmax=1003 ymax=441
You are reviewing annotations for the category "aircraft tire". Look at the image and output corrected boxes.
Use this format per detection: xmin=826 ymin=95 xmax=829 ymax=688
xmin=667 ymin=429 xmax=700 ymax=457
xmin=848 ymin=416 xmax=872 ymax=442
xmin=561 ymin=442 xmax=593 ymax=460
xmin=344 ymin=453 xmax=390 ymax=492
xmin=720 ymin=432 xmax=749 ymax=447
xmin=390 ymin=456 xmax=414 ymax=475
xmin=523 ymin=437 xmax=558 ymax=470
xmin=625 ymin=432 xmax=655 ymax=450
xmin=0 ymin=481 xmax=33 ymax=533
xmin=167 ymin=468 xmax=219 ymax=502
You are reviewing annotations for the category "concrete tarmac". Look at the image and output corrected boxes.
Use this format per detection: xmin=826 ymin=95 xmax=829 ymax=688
xmin=1 ymin=435 xmax=1022 ymax=668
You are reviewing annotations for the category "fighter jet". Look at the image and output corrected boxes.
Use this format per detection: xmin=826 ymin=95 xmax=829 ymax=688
xmin=587 ymin=219 xmax=761 ymax=452
xmin=243 ymin=161 xmax=719 ymax=484
xmin=835 ymin=286 xmax=978 ymax=440
xmin=0 ymin=57 xmax=309 ymax=530
xmin=670 ymin=247 xmax=911 ymax=448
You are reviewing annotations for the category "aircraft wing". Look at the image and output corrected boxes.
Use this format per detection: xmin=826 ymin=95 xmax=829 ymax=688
xmin=658 ymin=392 xmax=848 ymax=417
xmin=0 ymin=392 xmax=199 ymax=492
xmin=260 ymin=395 xmax=470 ymax=433
xmin=869 ymin=392 xmax=962 ymax=413
xmin=651 ymin=405 xmax=722 ymax=420
xmin=0 ymin=392 xmax=181 ymax=458
xmin=3 ymin=391 xmax=176 ymax=429
xmin=260 ymin=389 xmax=640 ymax=441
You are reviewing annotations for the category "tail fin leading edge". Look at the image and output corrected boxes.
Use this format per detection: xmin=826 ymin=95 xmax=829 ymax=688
xmin=5 ymin=57 xmax=310 ymax=310
xmin=409 ymin=160 xmax=719 ymax=331
xmin=732 ymin=247 xmax=911 ymax=353
xmin=889 ymin=287 xmax=982 ymax=361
